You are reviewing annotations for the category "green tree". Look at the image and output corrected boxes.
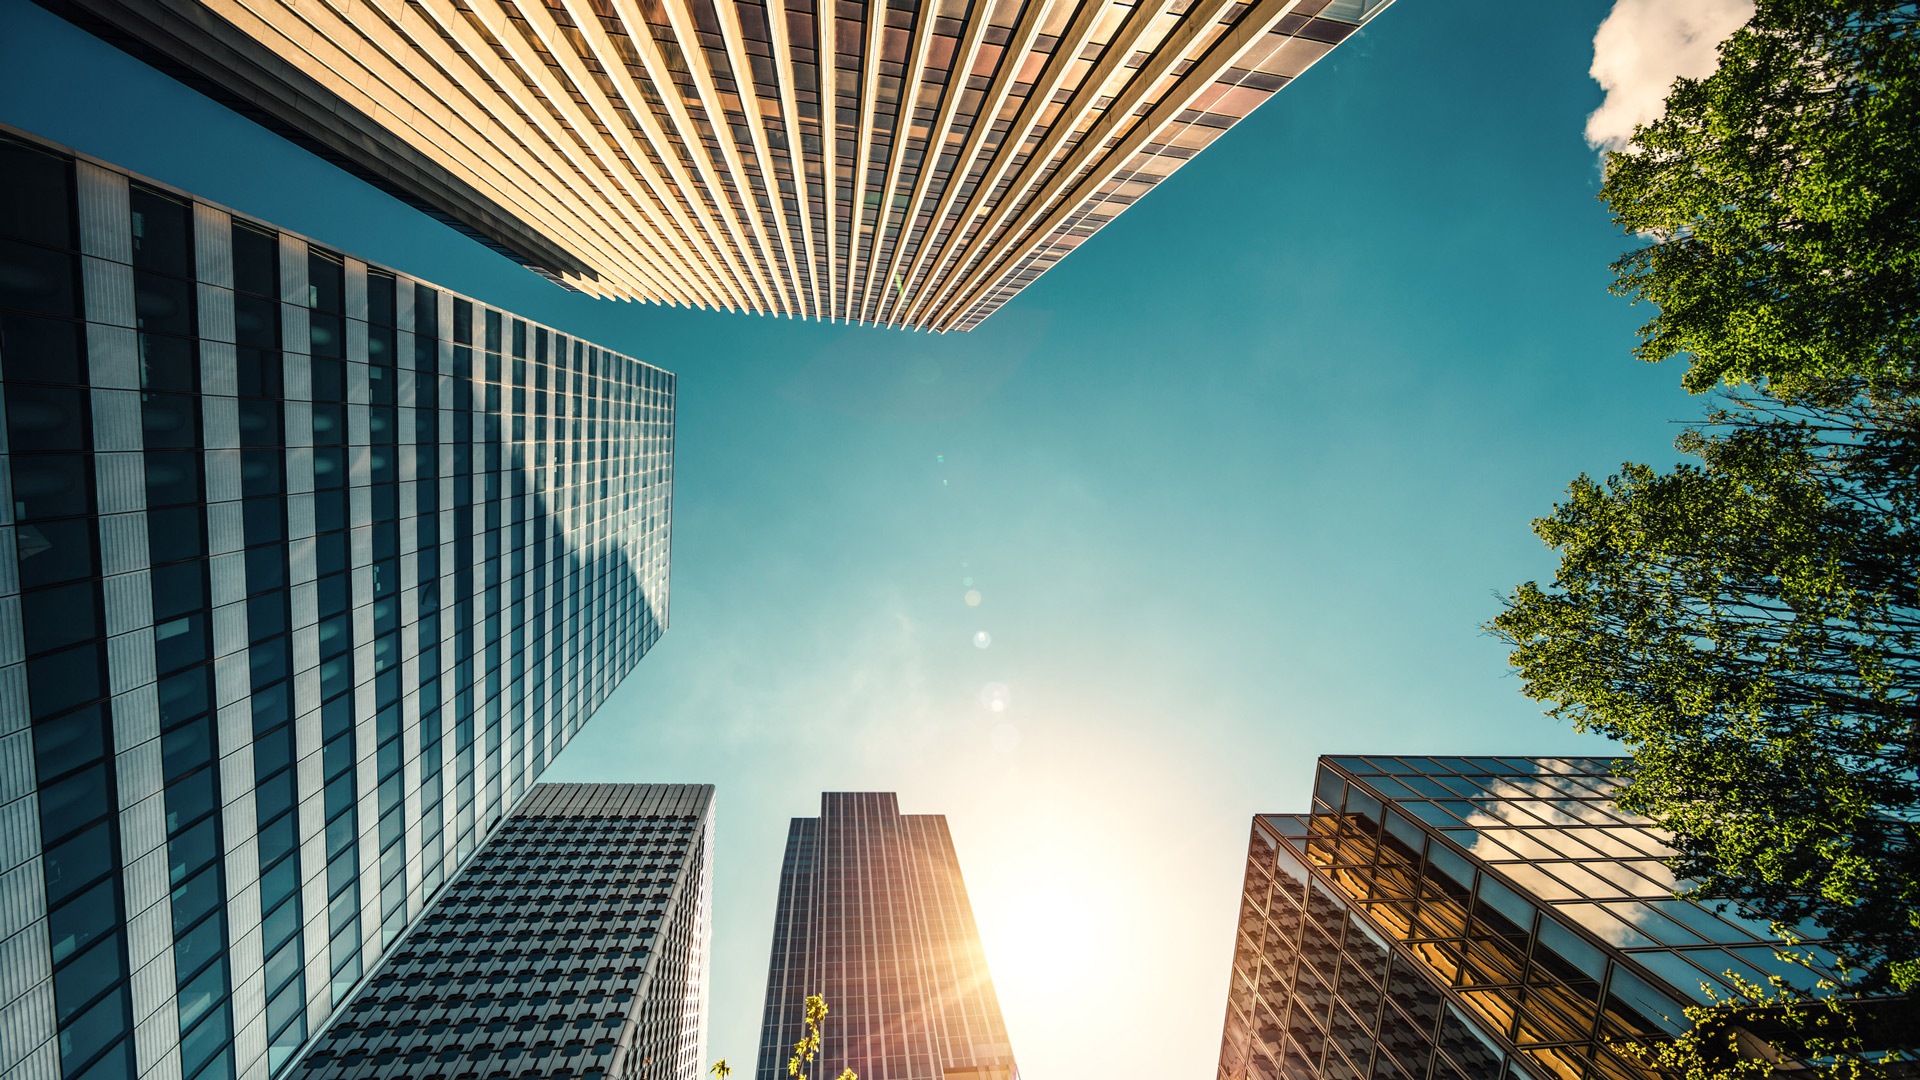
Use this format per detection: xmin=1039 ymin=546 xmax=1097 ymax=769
xmin=1490 ymin=385 xmax=1920 ymax=1007
xmin=1626 ymin=967 xmax=1917 ymax=1080
xmin=1602 ymin=0 xmax=1920 ymax=397
xmin=1514 ymin=2 xmax=1920 ymax=1072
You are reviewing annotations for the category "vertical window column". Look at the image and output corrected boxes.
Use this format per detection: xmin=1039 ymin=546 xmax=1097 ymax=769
xmin=299 ymin=248 xmax=361 ymax=1010
xmin=127 ymin=180 xmax=241 ymax=1080
xmin=411 ymin=283 xmax=450 ymax=903
xmin=557 ymin=345 xmax=578 ymax=742
xmin=192 ymin=195 xmax=264 ymax=1080
xmin=525 ymin=332 xmax=550 ymax=778
xmin=227 ymin=215 xmax=307 ymax=1078
xmin=536 ymin=341 xmax=567 ymax=767
xmin=502 ymin=320 xmax=528 ymax=808
xmin=1 ymin=135 xmax=133 ymax=1080
xmin=478 ymin=308 xmax=503 ymax=832
xmin=339 ymin=253 xmax=380 ymax=1001
xmin=449 ymin=299 xmax=477 ymax=865
xmin=359 ymin=267 xmax=409 ymax=953
xmin=272 ymin=230 xmax=334 ymax=1046
xmin=84 ymin=159 xmax=174 ymax=1080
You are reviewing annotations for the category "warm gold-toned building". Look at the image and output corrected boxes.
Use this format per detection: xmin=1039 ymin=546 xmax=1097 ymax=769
xmin=757 ymin=793 xmax=1017 ymax=1080
xmin=44 ymin=0 xmax=1393 ymax=329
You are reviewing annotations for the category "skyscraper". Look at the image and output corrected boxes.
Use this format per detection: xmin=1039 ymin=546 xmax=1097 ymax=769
xmin=38 ymin=0 xmax=1395 ymax=328
xmin=1215 ymin=756 xmax=1886 ymax=1080
xmin=756 ymin=793 xmax=1017 ymax=1080
xmin=0 ymin=125 xmax=675 ymax=1080
xmin=289 ymin=783 xmax=715 ymax=1080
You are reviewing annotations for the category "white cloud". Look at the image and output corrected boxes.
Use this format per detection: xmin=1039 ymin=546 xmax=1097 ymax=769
xmin=1585 ymin=0 xmax=1754 ymax=150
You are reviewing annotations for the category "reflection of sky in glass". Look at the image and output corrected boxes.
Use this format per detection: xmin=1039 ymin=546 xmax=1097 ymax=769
xmin=1335 ymin=755 xmax=1787 ymax=973
xmin=1302 ymin=754 xmax=1868 ymax=1036
xmin=1226 ymin=763 xmax=1724 ymax=1080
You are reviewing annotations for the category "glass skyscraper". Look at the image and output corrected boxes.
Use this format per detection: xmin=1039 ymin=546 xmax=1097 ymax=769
xmin=38 ymin=0 xmax=1394 ymax=327
xmin=756 ymin=793 xmax=1017 ymax=1080
xmin=0 ymin=126 xmax=675 ymax=1080
xmin=1216 ymin=756 xmax=1863 ymax=1080
xmin=289 ymin=783 xmax=715 ymax=1080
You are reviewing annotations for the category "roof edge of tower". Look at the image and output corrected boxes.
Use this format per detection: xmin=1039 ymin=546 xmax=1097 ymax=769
xmin=32 ymin=0 xmax=601 ymax=288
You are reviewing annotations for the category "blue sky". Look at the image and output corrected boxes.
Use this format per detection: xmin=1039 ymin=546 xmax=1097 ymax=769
xmin=1 ymin=0 xmax=1705 ymax=1074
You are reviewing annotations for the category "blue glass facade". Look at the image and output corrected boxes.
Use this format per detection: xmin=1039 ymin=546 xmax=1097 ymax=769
xmin=0 ymin=124 xmax=675 ymax=1080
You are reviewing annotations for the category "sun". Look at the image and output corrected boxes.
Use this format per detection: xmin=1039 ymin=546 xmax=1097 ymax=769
xmin=973 ymin=874 xmax=1113 ymax=998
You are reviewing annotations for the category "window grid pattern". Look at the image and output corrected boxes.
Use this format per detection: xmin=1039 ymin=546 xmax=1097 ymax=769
xmin=292 ymin=783 xmax=714 ymax=1080
xmin=1215 ymin=757 xmax=1857 ymax=1080
xmin=754 ymin=793 xmax=1017 ymax=1080
xmin=0 ymin=125 xmax=675 ymax=1080
xmin=0 ymin=128 xmax=139 ymax=1080
xmin=42 ymin=0 xmax=1393 ymax=329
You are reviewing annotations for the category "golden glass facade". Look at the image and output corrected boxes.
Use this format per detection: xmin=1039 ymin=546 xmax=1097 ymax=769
xmin=41 ymin=0 xmax=1394 ymax=329
xmin=1217 ymin=757 xmax=1861 ymax=1080
xmin=756 ymin=793 xmax=1016 ymax=1080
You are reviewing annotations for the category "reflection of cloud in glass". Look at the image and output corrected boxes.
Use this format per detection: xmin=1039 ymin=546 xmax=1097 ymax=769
xmin=1490 ymin=862 xmax=1583 ymax=903
xmin=1433 ymin=775 xmax=1751 ymax=968
xmin=1417 ymin=773 xmax=1819 ymax=989
xmin=1555 ymin=901 xmax=1662 ymax=950
xmin=1625 ymin=949 xmax=1726 ymax=1005
xmin=1632 ymin=859 xmax=1678 ymax=891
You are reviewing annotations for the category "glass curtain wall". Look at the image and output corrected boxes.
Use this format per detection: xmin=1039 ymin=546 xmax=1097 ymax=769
xmin=1217 ymin=757 xmax=1866 ymax=1080
xmin=0 ymin=124 xmax=676 ymax=1080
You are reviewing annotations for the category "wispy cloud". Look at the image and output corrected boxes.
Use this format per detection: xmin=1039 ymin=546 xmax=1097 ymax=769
xmin=1585 ymin=0 xmax=1754 ymax=151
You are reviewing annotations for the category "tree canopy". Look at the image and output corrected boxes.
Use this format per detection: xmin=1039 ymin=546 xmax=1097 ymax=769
xmin=1491 ymin=385 xmax=1920 ymax=999
xmin=1603 ymin=0 xmax=1920 ymax=397
xmin=1502 ymin=0 xmax=1920 ymax=1071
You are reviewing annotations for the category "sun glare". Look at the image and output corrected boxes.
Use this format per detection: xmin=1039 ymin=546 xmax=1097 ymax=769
xmin=977 ymin=878 xmax=1107 ymax=996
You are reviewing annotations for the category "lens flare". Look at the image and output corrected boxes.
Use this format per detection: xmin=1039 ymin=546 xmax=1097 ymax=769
xmin=964 ymin=590 xmax=981 ymax=607
xmin=973 ymin=631 xmax=991 ymax=649
xmin=979 ymin=682 xmax=1011 ymax=712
